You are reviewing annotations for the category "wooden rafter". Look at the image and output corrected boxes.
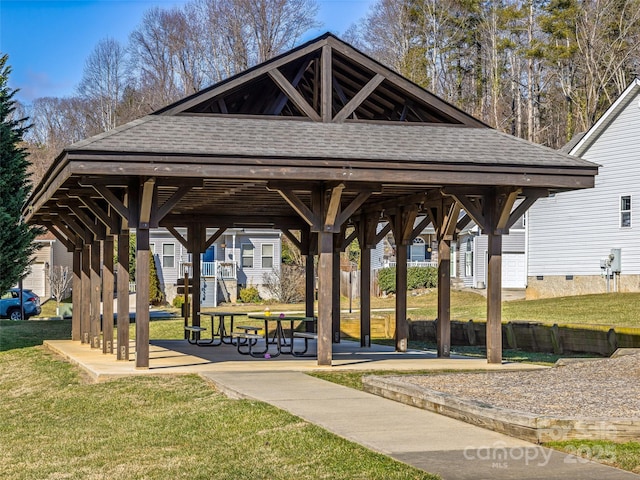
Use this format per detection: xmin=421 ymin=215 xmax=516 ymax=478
xmin=76 ymin=196 xmax=117 ymax=233
xmin=281 ymin=229 xmax=302 ymax=251
xmin=166 ymin=226 xmax=188 ymax=249
xmin=42 ymin=221 xmax=75 ymax=251
xmin=410 ymin=215 xmax=432 ymax=241
xmin=495 ymin=188 xmax=521 ymax=232
xmin=321 ymin=45 xmax=332 ymax=122
xmin=268 ymin=68 xmax=321 ymax=121
xmin=92 ymin=185 xmax=129 ymax=221
xmin=63 ymin=201 xmax=106 ymax=240
xmin=335 ymin=191 xmax=372 ymax=227
xmin=204 ymin=227 xmax=227 ymax=250
xmin=333 ymin=74 xmax=385 ymax=123
xmin=276 ymin=188 xmax=319 ymax=229
xmin=506 ymin=190 xmax=547 ymax=229
xmin=155 ymin=185 xmax=195 ymax=223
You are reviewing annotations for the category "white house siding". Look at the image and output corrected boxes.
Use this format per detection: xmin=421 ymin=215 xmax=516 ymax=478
xmin=237 ymin=231 xmax=282 ymax=297
xmin=527 ymin=83 xmax=640 ymax=298
xmin=467 ymin=230 xmax=526 ymax=289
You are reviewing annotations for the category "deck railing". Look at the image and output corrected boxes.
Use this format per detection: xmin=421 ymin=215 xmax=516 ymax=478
xmin=179 ymin=261 xmax=237 ymax=279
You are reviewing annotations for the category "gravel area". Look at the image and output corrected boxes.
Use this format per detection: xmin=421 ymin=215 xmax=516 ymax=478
xmin=392 ymin=354 xmax=640 ymax=419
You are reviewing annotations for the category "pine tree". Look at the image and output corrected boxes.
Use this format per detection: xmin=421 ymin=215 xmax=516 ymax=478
xmin=0 ymin=54 xmax=41 ymax=293
xmin=148 ymin=252 xmax=164 ymax=305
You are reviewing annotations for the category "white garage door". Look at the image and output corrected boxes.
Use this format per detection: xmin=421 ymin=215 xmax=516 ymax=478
xmin=502 ymin=253 xmax=526 ymax=289
xmin=23 ymin=264 xmax=46 ymax=297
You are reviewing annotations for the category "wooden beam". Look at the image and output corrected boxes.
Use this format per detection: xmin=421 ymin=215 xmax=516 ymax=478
xmin=204 ymin=227 xmax=227 ymax=251
xmin=276 ymin=188 xmax=320 ymax=229
xmin=335 ymin=191 xmax=371 ymax=228
xmin=65 ymin=202 xmax=106 ymax=240
xmin=155 ymin=185 xmax=194 ymax=223
xmin=42 ymin=221 xmax=75 ymax=251
xmin=93 ymin=185 xmax=129 ymax=221
xmin=496 ymin=188 xmax=521 ymax=232
xmin=317 ymin=230 xmax=333 ymax=365
xmin=324 ymin=183 xmax=345 ymax=231
xmin=166 ymin=226 xmax=189 ymax=249
xmin=333 ymin=74 xmax=385 ymax=123
xmin=456 ymin=213 xmax=473 ymax=232
xmin=102 ymin=236 xmax=115 ymax=354
xmin=57 ymin=212 xmax=93 ymax=244
xmin=117 ymin=230 xmax=130 ymax=361
xmin=271 ymin=58 xmax=313 ymax=115
xmin=506 ymin=191 xmax=547 ymax=230
xmin=71 ymin=247 xmax=82 ymax=341
xmin=77 ymin=196 xmax=117 ymax=233
xmin=342 ymin=228 xmax=357 ymax=250
xmin=139 ymin=178 xmax=156 ymax=228
xmin=374 ymin=221 xmax=392 ymax=244
xmin=281 ymin=229 xmax=302 ymax=251
xmin=268 ymin=68 xmax=321 ymax=121
xmin=449 ymin=195 xmax=486 ymax=231
xmin=321 ymin=44 xmax=332 ymax=122
xmin=81 ymin=243 xmax=91 ymax=344
xmin=410 ymin=215 xmax=431 ymax=242
xmin=89 ymin=240 xmax=102 ymax=349
xmin=135 ymin=228 xmax=150 ymax=368
xmin=440 ymin=202 xmax=461 ymax=239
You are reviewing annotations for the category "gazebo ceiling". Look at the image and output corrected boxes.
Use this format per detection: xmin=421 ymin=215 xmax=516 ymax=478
xmin=26 ymin=32 xmax=597 ymax=234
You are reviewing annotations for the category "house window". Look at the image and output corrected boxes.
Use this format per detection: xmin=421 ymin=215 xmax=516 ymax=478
xmin=464 ymin=239 xmax=473 ymax=277
xmin=241 ymin=244 xmax=254 ymax=268
xmin=620 ymin=195 xmax=631 ymax=228
xmin=262 ymin=244 xmax=274 ymax=268
xmin=162 ymin=243 xmax=175 ymax=268
xmin=410 ymin=238 xmax=426 ymax=262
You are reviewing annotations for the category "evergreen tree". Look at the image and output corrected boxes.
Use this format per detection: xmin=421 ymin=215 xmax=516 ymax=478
xmin=0 ymin=54 xmax=41 ymax=293
xmin=148 ymin=252 xmax=164 ymax=305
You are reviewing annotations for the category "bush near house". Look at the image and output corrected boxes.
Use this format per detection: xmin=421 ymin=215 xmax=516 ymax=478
xmin=239 ymin=285 xmax=261 ymax=303
xmin=378 ymin=266 xmax=438 ymax=294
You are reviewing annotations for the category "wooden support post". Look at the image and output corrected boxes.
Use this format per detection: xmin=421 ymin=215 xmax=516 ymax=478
xmin=395 ymin=243 xmax=409 ymax=352
xmin=188 ymin=224 xmax=205 ymax=329
xmin=102 ymin=236 xmax=114 ymax=354
xmin=90 ymin=240 xmax=102 ymax=349
xmin=117 ymin=231 xmax=130 ymax=360
xmin=437 ymin=237 xmax=451 ymax=357
xmin=81 ymin=244 xmax=90 ymax=344
xmin=360 ymin=246 xmax=371 ymax=347
xmin=317 ymin=231 xmax=333 ymax=365
xmin=71 ymin=247 xmax=82 ymax=341
xmin=135 ymin=228 xmax=150 ymax=368
xmin=304 ymin=230 xmax=316 ymax=332
xmin=486 ymin=231 xmax=503 ymax=364
xmin=332 ymin=247 xmax=341 ymax=343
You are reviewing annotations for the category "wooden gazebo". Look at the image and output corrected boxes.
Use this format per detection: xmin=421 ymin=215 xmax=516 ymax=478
xmin=24 ymin=34 xmax=598 ymax=368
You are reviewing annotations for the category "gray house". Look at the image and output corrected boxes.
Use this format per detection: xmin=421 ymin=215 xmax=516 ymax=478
xmin=149 ymin=228 xmax=281 ymax=306
xmin=527 ymin=78 xmax=640 ymax=298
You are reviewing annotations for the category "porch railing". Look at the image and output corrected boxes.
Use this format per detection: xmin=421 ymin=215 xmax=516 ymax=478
xmin=387 ymin=261 xmax=438 ymax=268
xmin=179 ymin=261 xmax=237 ymax=279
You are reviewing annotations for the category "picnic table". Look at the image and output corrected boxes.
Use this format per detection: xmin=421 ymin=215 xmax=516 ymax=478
xmin=195 ymin=312 xmax=247 ymax=346
xmin=234 ymin=314 xmax=316 ymax=357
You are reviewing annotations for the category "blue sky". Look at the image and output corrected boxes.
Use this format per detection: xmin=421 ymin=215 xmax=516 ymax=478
xmin=1 ymin=0 xmax=374 ymax=104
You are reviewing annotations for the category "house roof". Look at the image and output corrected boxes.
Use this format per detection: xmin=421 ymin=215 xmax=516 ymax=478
xmin=570 ymin=78 xmax=640 ymax=157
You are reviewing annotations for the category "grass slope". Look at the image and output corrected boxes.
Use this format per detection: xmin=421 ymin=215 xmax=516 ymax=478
xmin=0 ymin=347 xmax=438 ymax=480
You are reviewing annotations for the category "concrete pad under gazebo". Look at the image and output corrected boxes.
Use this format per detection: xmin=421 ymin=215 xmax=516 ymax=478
xmin=24 ymin=33 xmax=597 ymax=369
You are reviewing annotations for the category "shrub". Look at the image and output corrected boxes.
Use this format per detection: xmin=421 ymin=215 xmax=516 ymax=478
xmin=149 ymin=254 xmax=165 ymax=305
xmin=377 ymin=266 xmax=438 ymax=293
xmin=239 ymin=286 xmax=261 ymax=303
xmin=377 ymin=267 xmax=397 ymax=293
xmin=407 ymin=266 xmax=438 ymax=289
xmin=172 ymin=295 xmax=185 ymax=309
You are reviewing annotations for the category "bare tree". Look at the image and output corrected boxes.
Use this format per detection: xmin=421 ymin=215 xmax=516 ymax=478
xmin=48 ymin=265 xmax=72 ymax=316
xmin=78 ymin=38 xmax=128 ymax=131
xmin=263 ymin=264 xmax=305 ymax=303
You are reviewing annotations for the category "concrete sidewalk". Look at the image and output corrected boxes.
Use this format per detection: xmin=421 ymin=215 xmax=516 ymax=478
xmin=204 ymin=371 xmax=638 ymax=480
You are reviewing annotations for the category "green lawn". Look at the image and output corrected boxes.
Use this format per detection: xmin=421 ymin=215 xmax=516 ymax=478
xmin=0 ymin=346 xmax=437 ymax=480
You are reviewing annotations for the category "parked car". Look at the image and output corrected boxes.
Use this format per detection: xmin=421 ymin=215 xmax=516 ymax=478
xmin=0 ymin=288 xmax=41 ymax=320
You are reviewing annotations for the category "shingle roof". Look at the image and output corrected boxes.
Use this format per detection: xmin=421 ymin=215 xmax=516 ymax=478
xmin=68 ymin=115 xmax=596 ymax=169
